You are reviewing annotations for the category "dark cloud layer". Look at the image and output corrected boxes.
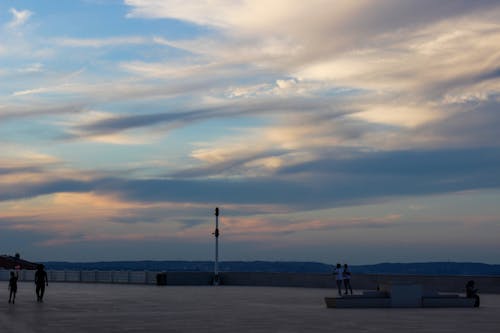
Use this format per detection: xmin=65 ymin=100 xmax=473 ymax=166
xmin=477 ymin=68 xmax=500 ymax=82
xmin=0 ymin=179 xmax=95 ymax=202
xmin=0 ymin=166 xmax=43 ymax=175
xmin=415 ymin=101 xmax=500 ymax=147
xmin=280 ymin=147 xmax=500 ymax=177
xmin=2 ymin=147 xmax=499 ymax=211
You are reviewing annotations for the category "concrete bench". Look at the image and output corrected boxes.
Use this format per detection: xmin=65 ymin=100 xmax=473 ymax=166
xmin=422 ymin=296 xmax=475 ymax=308
xmin=325 ymin=283 xmax=477 ymax=308
xmin=325 ymin=290 xmax=391 ymax=308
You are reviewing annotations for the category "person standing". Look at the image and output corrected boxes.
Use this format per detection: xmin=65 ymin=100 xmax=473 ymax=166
xmin=35 ymin=264 xmax=48 ymax=302
xmin=333 ymin=263 xmax=343 ymax=296
xmin=343 ymin=263 xmax=353 ymax=295
xmin=8 ymin=271 xmax=19 ymax=304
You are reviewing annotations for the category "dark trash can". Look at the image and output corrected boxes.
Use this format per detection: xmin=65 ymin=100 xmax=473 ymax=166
xmin=156 ymin=272 xmax=167 ymax=285
xmin=212 ymin=274 xmax=222 ymax=285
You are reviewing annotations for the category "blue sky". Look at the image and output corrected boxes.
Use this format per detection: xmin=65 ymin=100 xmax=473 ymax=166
xmin=1 ymin=0 xmax=499 ymax=264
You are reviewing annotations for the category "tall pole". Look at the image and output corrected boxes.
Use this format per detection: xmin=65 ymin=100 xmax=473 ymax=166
xmin=214 ymin=207 xmax=220 ymax=285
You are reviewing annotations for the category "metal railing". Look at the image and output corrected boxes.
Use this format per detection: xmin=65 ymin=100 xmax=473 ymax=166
xmin=0 ymin=269 xmax=159 ymax=284
xmin=2 ymin=269 xmax=499 ymax=293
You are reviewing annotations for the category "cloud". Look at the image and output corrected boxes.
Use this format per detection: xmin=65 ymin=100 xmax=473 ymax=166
xmin=124 ymin=1 xmax=500 ymax=130
xmin=53 ymin=36 xmax=150 ymax=48
xmin=5 ymin=1 xmax=495 ymax=155
xmin=220 ymin=214 xmax=402 ymax=241
xmin=125 ymin=1 xmax=498 ymax=33
xmin=0 ymin=165 xmax=43 ymax=175
xmin=0 ymin=191 xmax=292 ymax=248
xmin=124 ymin=1 xmax=500 ymax=66
xmin=95 ymin=146 xmax=500 ymax=208
xmin=280 ymin=147 xmax=500 ymax=178
xmin=0 ymin=152 xmax=61 ymax=181
xmin=2 ymin=145 xmax=498 ymax=210
xmin=120 ymin=60 xmax=245 ymax=80
xmin=7 ymin=8 xmax=33 ymax=29
xmin=0 ymin=179 xmax=94 ymax=202
xmin=412 ymin=99 xmax=500 ymax=148
xmin=477 ymin=67 xmax=500 ymax=81
xmin=66 ymin=96 xmax=346 ymax=138
xmin=17 ymin=63 xmax=44 ymax=73
xmin=1 ymin=0 xmax=500 ymax=261
xmin=0 ymin=103 xmax=86 ymax=122
xmin=171 ymin=148 xmax=291 ymax=178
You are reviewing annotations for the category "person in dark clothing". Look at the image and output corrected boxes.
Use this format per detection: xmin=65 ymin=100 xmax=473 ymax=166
xmin=8 ymin=271 xmax=19 ymax=304
xmin=343 ymin=264 xmax=353 ymax=295
xmin=466 ymin=280 xmax=480 ymax=307
xmin=35 ymin=264 xmax=48 ymax=302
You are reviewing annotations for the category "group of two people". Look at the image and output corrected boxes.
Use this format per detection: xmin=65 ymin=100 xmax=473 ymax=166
xmin=8 ymin=264 xmax=49 ymax=304
xmin=333 ymin=263 xmax=352 ymax=296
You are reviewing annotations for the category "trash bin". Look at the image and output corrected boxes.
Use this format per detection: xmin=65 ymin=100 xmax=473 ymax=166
xmin=156 ymin=272 xmax=167 ymax=285
xmin=212 ymin=274 xmax=222 ymax=285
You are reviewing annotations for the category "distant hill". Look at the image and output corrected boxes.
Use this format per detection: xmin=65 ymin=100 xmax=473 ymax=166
xmin=41 ymin=261 xmax=332 ymax=273
xmin=350 ymin=262 xmax=500 ymax=276
xmin=41 ymin=261 xmax=500 ymax=276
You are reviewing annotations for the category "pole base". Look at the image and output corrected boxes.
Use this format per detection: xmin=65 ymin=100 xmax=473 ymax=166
xmin=213 ymin=274 xmax=220 ymax=286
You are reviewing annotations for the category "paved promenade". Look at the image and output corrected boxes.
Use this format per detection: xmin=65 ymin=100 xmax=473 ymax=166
xmin=1 ymin=283 xmax=499 ymax=332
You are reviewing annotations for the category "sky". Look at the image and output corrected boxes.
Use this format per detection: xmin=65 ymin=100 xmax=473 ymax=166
xmin=1 ymin=0 xmax=499 ymax=264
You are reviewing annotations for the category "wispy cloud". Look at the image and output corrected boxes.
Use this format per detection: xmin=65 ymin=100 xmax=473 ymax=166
xmin=65 ymin=97 xmax=347 ymax=139
xmin=0 ymin=103 xmax=86 ymax=121
xmin=7 ymin=8 xmax=33 ymax=29
xmin=125 ymin=0 xmax=500 ymax=127
xmin=53 ymin=36 xmax=150 ymax=48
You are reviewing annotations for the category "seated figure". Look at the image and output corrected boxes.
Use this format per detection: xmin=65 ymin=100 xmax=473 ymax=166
xmin=465 ymin=280 xmax=480 ymax=307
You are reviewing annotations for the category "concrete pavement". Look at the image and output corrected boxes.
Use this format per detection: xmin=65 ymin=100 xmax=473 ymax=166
xmin=1 ymin=283 xmax=499 ymax=332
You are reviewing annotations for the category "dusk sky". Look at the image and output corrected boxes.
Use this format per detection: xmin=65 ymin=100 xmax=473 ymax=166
xmin=1 ymin=0 xmax=499 ymax=264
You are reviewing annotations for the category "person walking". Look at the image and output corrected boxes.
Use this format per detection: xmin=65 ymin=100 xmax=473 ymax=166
xmin=343 ymin=263 xmax=353 ymax=295
xmin=35 ymin=264 xmax=48 ymax=302
xmin=8 ymin=271 xmax=19 ymax=304
xmin=333 ymin=263 xmax=343 ymax=296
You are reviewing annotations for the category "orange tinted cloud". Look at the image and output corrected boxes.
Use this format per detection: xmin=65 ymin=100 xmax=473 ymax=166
xmin=216 ymin=214 xmax=402 ymax=241
xmin=0 ymin=193 xmax=201 ymax=243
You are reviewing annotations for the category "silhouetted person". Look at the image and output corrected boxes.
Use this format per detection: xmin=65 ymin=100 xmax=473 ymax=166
xmin=333 ymin=263 xmax=343 ymax=296
xmin=8 ymin=271 xmax=19 ymax=304
xmin=35 ymin=264 xmax=48 ymax=302
xmin=343 ymin=263 xmax=353 ymax=295
xmin=466 ymin=280 xmax=480 ymax=307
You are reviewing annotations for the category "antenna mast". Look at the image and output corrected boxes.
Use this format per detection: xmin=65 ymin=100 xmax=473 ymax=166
xmin=213 ymin=207 xmax=220 ymax=285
